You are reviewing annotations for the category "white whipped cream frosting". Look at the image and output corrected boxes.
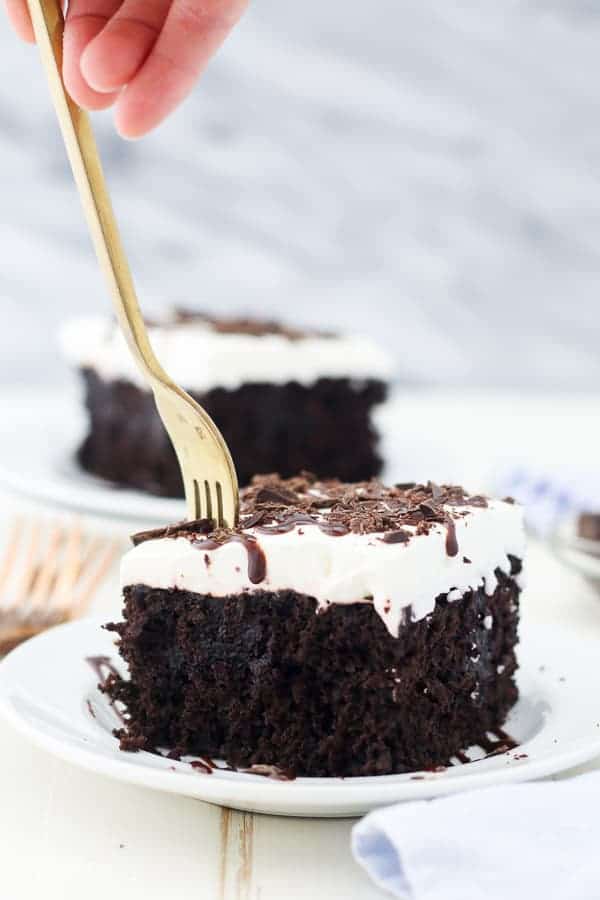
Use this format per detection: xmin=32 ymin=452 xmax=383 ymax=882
xmin=59 ymin=315 xmax=395 ymax=392
xmin=120 ymin=499 xmax=525 ymax=637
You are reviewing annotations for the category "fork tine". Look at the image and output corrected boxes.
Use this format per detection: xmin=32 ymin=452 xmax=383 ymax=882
xmin=193 ymin=479 xmax=202 ymax=519
xmin=215 ymin=482 xmax=224 ymax=528
xmin=204 ymin=481 xmax=213 ymax=521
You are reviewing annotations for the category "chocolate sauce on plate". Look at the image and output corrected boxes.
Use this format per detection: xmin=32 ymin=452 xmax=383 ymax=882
xmin=86 ymin=655 xmax=126 ymax=723
xmin=478 ymin=728 xmax=518 ymax=758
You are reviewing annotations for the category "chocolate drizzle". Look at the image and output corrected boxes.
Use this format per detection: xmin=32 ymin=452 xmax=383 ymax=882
xmin=444 ymin=516 xmax=459 ymax=557
xmin=240 ymin=764 xmax=296 ymax=781
xmin=255 ymin=513 xmax=349 ymax=538
xmin=478 ymin=728 xmax=518 ymax=758
xmin=429 ymin=729 xmax=519 ymax=770
xmin=187 ymin=756 xmax=295 ymax=781
xmin=86 ymin=656 xmax=126 ymax=724
xmin=227 ymin=535 xmax=266 ymax=583
xmin=190 ymin=758 xmax=215 ymax=774
xmin=86 ymin=655 xmax=120 ymax=685
xmin=194 ymin=534 xmax=267 ymax=584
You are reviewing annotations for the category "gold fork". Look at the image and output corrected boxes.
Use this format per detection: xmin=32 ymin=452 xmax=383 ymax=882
xmin=26 ymin=0 xmax=239 ymax=528
xmin=0 ymin=516 xmax=119 ymax=654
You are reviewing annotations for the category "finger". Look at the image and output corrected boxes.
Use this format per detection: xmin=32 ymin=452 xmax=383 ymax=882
xmin=5 ymin=0 xmax=35 ymax=42
xmin=80 ymin=0 xmax=169 ymax=93
xmin=114 ymin=0 xmax=247 ymax=138
xmin=63 ymin=0 xmax=122 ymax=110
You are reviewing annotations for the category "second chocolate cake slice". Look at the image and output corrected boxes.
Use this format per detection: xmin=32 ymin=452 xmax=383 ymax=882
xmin=59 ymin=312 xmax=393 ymax=495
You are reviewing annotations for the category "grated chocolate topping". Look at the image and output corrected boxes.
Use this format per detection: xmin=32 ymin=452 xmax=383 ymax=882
xmin=170 ymin=309 xmax=334 ymax=342
xmin=131 ymin=474 xmax=489 ymax=557
xmin=131 ymin=518 xmax=213 ymax=547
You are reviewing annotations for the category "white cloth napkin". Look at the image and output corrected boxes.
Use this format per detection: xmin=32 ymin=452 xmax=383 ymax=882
xmin=493 ymin=464 xmax=600 ymax=537
xmin=352 ymin=773 xmax=600 ymax=899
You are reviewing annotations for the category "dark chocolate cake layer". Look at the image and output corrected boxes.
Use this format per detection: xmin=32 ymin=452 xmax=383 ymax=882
xmin=105 ymin=561 xmax=521 ymax=777
xmin=78 ymin=369 xmax=386 ymax=495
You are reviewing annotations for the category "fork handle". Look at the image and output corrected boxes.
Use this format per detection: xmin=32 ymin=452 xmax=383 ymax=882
xmin=26 ymin=0 xmax=170 ymax=389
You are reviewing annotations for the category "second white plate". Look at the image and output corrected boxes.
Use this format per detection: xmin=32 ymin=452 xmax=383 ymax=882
xmin=0 ymin=385 xmax=186 ymax=523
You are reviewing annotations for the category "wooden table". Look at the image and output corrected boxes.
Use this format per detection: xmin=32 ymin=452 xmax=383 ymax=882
xmin=1 ymin=496 xmax=599 ymax=900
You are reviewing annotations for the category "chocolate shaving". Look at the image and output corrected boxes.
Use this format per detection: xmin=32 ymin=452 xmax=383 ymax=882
xmin=131 ymin=518 xmax=213 ymax=546
xmin=239 ymin=510 xmax=268 ymax=529
xmin=254 ymin=486 xmax=298 ymax=506
xmin=419 ymin=501 xmax=441 ymax=519
xmin=466 ymin=495 xmax=488 ymax=508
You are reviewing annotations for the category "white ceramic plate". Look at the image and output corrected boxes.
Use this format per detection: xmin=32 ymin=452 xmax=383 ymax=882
xmin=0 ymin=618 xmax=598 ymax=818
xmin=0 ymin=386 xmax=185 ymax=523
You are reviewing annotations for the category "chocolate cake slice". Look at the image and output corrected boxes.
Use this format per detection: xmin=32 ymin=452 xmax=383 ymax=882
xmin=59 ymin=312 xmax=393 ymax=495
xmin=105 ymin=474 xmax=525 ymax=777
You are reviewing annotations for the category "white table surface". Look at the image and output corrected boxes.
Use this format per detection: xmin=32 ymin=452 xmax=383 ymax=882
xmin=1 ymin=474 xmax=600 ymax=899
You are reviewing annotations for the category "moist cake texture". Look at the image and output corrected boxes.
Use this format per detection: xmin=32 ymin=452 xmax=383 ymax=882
xmin=60 ymin=312 xmax=393 ymax=493
xmin=105 ymin=475 xmax=525 ymax=777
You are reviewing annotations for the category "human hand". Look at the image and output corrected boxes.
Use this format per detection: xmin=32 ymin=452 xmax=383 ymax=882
xmin=5 ymin=0 xmax=247 ymax=137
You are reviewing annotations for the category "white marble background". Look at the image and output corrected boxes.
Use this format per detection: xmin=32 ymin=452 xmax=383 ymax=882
xmin=0 ymin=0 xmax=599 ymax=389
